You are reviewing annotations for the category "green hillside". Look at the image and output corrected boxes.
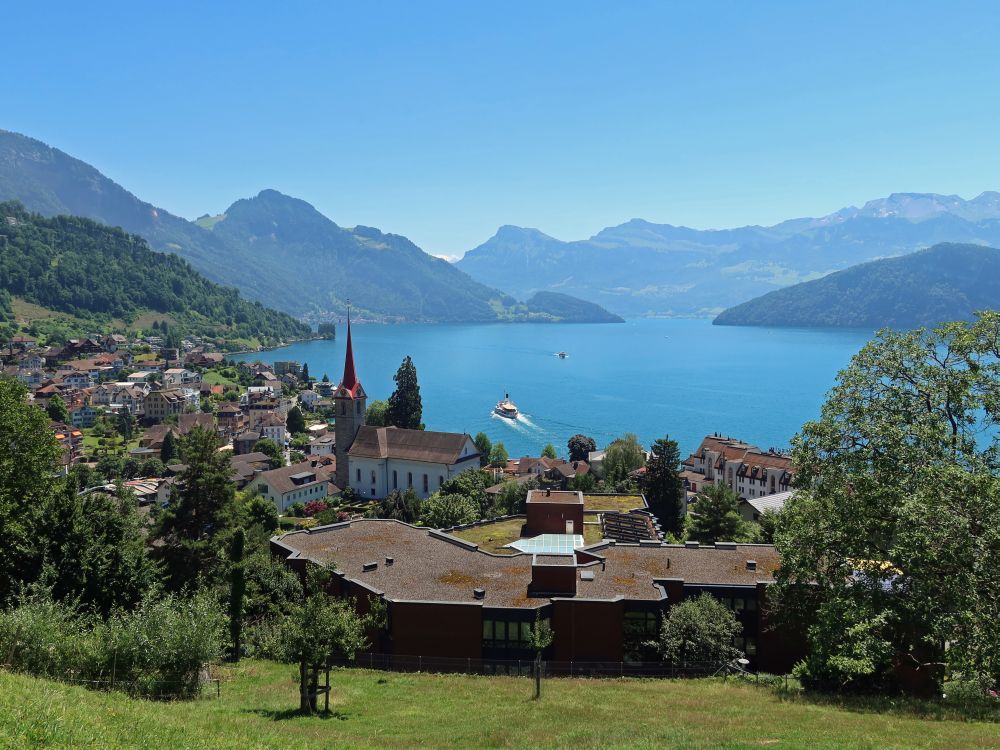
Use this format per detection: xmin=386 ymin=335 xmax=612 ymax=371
xmin=0 ymin=201 xmax=311 ymax=348
xmin=714 ymin=243 xmax=1000 ymax=329
xmin=1 ymin=661 xmax=997 ymax=750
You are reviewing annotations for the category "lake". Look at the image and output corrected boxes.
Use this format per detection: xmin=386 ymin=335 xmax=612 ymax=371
xmin=233 ymin=319 xmax=874 ymax=459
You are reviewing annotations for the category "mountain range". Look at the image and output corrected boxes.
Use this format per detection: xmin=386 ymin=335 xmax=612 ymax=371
xmin=456 ymin=194 xmax=1000 ymax=318
xmin=713 ymin=243 xmax=1000 ymax=329
xmin=0 ymin=130 xmax=619 ymax=325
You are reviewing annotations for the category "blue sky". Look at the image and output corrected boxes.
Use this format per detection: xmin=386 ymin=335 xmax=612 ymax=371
xmin=5 ymin=2 xmax=999 ymax=257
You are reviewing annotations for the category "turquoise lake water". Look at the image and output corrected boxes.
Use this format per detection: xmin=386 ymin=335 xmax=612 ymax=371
xmin=234 ymin=319 xmax=874 ymax=459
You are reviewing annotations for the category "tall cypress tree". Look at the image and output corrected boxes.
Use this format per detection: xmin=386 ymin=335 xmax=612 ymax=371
xmin=645 ymin=436 xmax=686 ymax=536
xmin=387 ymin=356 xmax=423 ymax=430
xmin=160 ymin=429 xmax=178 ymax=464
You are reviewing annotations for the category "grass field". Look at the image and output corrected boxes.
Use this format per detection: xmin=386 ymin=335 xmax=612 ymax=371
xmin=203 ymin=370 xmax=241 ymax=389
xmin=449 ymin=518 xmax=603 ymax=554
xmin=0 ymin=660 xmax=997 ymax=749
xmin=583 ymin=494 xmax=646 ymax=512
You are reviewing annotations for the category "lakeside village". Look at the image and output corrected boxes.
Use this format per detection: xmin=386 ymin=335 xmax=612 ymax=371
xmin=4 ymin=318 xmax=806 ymax=676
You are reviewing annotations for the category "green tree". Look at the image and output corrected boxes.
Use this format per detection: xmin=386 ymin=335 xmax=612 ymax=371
xmin=46 ymin=393 xmax=69 ymax=423
xmin=603 ymin=433 xmax=645 ymax=483
xmin=365 ymin=399 xmax=389 ymax=427
xmin=117 ymin=411 xmax=135 ymax=444
xmin=567 ymin=434 xmax=596 ymax=463
xmin=368 ymin=488 xmax=421 ymax=523
xmin=228 ymin=527 xmax=246 ymax=661
xmin=160 ymin=429 xmax=178 ymax=464
xmin=387 ymin=356 xmax=423 ymax=430
xmin=300 ymin=362 xmax=310 ymax=383
xmin=756 ymin=509 xmax=782 ymax=544
xmin=420 ymin=492 xmax=478 ymax=528
xmin=0 ymin=379 xmax=62 ymax=604
xmin=644 ymin=436 xmax=686 ymax=536
xmin=528 ymin=612 xmax=555 ymax=699
xmin=286 ymin=406 xmax=306 ymax=435
xmin=153 ymin=426 xmax=236 ymax=591
xmin=473 ymin=432 xmax=492 ymax=467
xmin=650 ymin=593 xmax=742 ymax=667
xmin=253 ymin=438 xmax=284 ymax=469
xmin=489 ymin=441 xmax=509 ymax=466
xmin=33 ymin=474 xmax=159 ymax=617
xmin=774 ymin=313 xmax=1000 ymax=693
xmin=541 ymin=443 xmax=558 ymax=459
xmin=279 ymin=570 xmax=374 ymax=713
xmin=440 ymin=470 xmax=494 ymax=518
xmin=688 ymin=483 xmax=745 ymax=543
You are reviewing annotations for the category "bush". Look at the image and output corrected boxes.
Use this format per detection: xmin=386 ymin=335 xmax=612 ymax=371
xmin=288 ymin=502 xmax=305 ymax=518
xmin=0 ymin=590 xmax=224 ymax=699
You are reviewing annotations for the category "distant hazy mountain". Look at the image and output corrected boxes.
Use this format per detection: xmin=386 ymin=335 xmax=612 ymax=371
xmin=523 ymin=291 xmax=624 ymax=323
xmin=713 ymin=243 xmax=1000 ymax=329
xmin=0 ymin=130 xmax=620 ymax=325
xmin=457 ymin=195 xmax=1000 ymax=318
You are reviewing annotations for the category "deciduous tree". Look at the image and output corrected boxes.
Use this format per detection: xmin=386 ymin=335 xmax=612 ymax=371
xmin=473 ymin=432 xmax=492 ymax=467
xmin=567 ymin=434 xmax=596 ymax=463
xmin=650 ymin=593 xmax=742 ymax=667
xmin=774 ymin=313 xmax=1000 ymax=693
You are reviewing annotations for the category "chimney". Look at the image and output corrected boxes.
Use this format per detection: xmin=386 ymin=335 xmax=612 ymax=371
xmin=746 ymin=560 xmax=757 ymax=572
xmin=546 ymin=488 xmax=551 ymax=497
xmin=473 ymin=588 xmax=485 ymax=600
xmin=385 ymin=556 xmax=394 ymax=566
xmin=362 ymin=561 xmax=378 ymax=572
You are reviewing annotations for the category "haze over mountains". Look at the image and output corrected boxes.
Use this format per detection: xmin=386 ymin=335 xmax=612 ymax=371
xmin=4 ymin=128 xmax=1000 ymax=325
xmin=457 ymin=193 xmax=1000 ymax=318
xmin=0 ymin=130 xmax=619 ymax=325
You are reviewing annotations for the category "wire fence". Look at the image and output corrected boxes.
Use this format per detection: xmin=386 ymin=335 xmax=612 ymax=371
xmin=328 ymin=652 xmax=788 ymax=685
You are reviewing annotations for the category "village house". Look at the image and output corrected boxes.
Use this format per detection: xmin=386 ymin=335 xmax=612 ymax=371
xmin=308 ymin=432 xmax=335 ymax=456
xmin=70 ymin=404 xmax=97 ymax=428
xmin=738 ymin=490 xmax=792 ymax=523
xmin=143 ymin=389 xmax=190 ymax=422
xmin=256 ymin=460 xmax=337 ymax=513
xmin=162 ymin=367 xmax=200 ymax=387
xmin=233 ymin=430 xmax=262 ymax=456
xmin=683 ymin=435 xmax=793 ymax=501
xmin=298 ymin=389 xmax=320 ymax=410
xmin=216 ymin=403 xmax=246 ymax=436
xmin=257 ymin=411 xmax=287 ymax=446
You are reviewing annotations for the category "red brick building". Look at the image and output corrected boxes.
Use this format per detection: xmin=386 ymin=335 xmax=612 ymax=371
xmin=271 ymin=518 xmax=805 ymax=673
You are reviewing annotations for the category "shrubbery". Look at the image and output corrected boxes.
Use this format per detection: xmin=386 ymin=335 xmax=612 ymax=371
xmin=0 ymin=590 xmax=224 ymax=699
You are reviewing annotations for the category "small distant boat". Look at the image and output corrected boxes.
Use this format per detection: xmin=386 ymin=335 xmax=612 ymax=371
xmin=493 ymin=393 xmax=519 ymax=419
xmin=557 ymin=351 xmax=568 ymax=359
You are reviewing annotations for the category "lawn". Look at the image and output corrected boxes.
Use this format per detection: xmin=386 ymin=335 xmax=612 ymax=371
xmin=450 ymin=517 xmax=528 ymax=554
xmin=452 ymin=516 xmax=605 ymax=554
xmin=0 ymin=660 xmax=996 ymax=749
xmin=203 ymin=370 xmax=241 ymax=389
xmin=583 ymin=494 xmax=646 ymax=512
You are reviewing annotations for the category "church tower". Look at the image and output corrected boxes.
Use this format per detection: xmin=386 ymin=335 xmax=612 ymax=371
xmin=334 ymin=313 xmax=366 ymax=490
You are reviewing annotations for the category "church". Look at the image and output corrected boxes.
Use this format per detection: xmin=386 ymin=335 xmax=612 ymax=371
xmin=333 ymin=318 xmax=481 ymax=499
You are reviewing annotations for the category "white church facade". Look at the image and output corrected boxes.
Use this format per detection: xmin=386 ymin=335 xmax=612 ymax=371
xmin=333 ymin=317 xmax=481 ymax=500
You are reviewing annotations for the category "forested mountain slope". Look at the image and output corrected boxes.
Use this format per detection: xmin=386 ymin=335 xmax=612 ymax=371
xmin=0 ymin=201 xmax=311 ymax=347
xmin=712 ymin=243 xmax=1000 ymax=329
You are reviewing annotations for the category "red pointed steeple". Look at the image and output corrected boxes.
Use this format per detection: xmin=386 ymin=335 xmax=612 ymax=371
xmin=338 ymin=308 xmax=361 ymax=395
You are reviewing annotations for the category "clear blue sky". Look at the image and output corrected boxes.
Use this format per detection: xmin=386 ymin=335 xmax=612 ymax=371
xmin=5 ymin=2 xmax=999 ymax=257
